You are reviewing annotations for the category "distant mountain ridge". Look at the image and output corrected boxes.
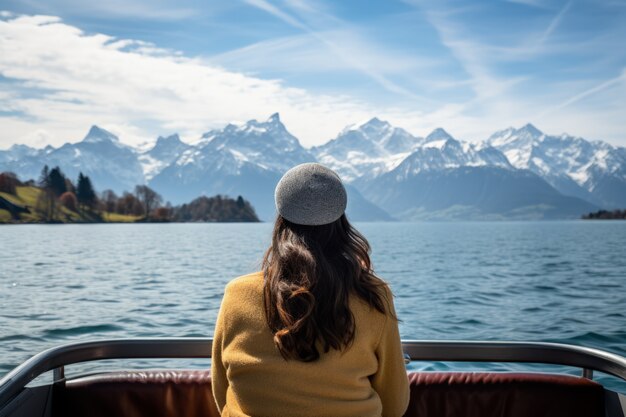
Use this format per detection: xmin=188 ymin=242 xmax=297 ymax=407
xmin=486 ymin=123 xmax=626 ymax=208
xmin=2 ymin=115 xmax=623 ymax=220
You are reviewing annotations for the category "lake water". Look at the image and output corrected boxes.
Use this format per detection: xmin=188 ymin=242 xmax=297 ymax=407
xmin=1 ymin=222 xmax=625 ymax=392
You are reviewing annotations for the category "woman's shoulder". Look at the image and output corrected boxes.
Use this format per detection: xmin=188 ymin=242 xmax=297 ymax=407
xmin=224 ymin=271 xmax=264 ymax=296
xmin=366 ymin=276 xmax=395 ymax=307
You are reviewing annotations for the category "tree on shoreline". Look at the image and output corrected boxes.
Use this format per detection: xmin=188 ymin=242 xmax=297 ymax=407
xmin=59 ymin=191 xmax=78 ymax=212
xmin=116 ymin=192 xmax=144 ymax=216
xmin=36 ymin=165 xmax=56 ymax=221
xmin=101 ymin=189 xmax=118 ymax=213
xmin=77 ymin=173 xmax=97 ymax=211
xmin=172 ymin=195 xmax=258 ymax=222
xmin=48 ymin=167 xmax=67 ymax=197
xmin=582 ymin=209 xmax=626 ymax=220
xmin=0 ymin=172 xmax=20 ymax=195
xmin=135 ymin=185 xmax=162 ymax=219
xmin=1 ymin=167 xmax=260 ymax=223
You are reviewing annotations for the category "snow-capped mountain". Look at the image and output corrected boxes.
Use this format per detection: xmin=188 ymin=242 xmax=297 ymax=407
xmin=486 ymin=124 xmax=626 ymax=208
xmin=0 ymin=126 xmax=145 ymax=193
xmin=389 ymin=129 xmax=511 ymax=180
xmin=356 ymin=125 xmax=596 ymax=220
xmin=2 ymin=116 xmax=623 ymax=220
xmin=316 ymin=122 xmax=513 ymax=190
xmin=82 ymin=125 xmax=121 ymax=144
xmin=139 ymin=134 xmax=190 ymax=181
xmin=201 ymin=113 xmax=316 ymax=173
xmin=148 ymin=114 xmax=316 ymax=208
xmin=148 ymin=114 xmax=388 ymax=220
xmin=422 ymin=127 xmax=455 ymax=144
xmin=313 ymin=118 xmax=422 ymax=182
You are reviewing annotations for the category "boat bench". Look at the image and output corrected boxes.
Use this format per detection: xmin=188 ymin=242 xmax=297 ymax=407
xmin=52 ymin=370 xmax=604 ymax=417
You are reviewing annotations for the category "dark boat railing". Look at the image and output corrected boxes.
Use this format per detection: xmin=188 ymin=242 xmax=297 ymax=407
xmin=1 ymin=338 xmax=626 ymax=409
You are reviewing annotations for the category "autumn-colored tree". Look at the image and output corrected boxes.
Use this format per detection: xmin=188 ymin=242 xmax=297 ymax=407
xmin=0 ymin=172 xmax=20 ymax=194
xmin=59 ymin=191 xmax=78 ymax=212
xmin=116 ymin=192 xmax=143 ymax=216
xmin=153 ymin=206 xmax=171 ymax=221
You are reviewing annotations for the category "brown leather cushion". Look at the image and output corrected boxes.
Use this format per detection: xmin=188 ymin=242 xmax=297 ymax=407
xmin=52 ymin=370 xmax=220 ymax=417
xmin=405 ymin=372 xmax=605 ymax=417
xmin=52 ymin=370 xmax=605 ymax=417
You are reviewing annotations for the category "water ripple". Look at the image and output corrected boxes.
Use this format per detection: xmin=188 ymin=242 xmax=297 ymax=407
xmin=0 ymin=222 xmax=624 ymax=392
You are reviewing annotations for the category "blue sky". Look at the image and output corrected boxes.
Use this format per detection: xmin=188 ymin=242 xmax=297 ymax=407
xmin=0 ymin=0 xmax=625 ymax=148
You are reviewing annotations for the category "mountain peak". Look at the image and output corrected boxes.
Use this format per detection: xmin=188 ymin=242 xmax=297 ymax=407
xmin=267 ymin=113 xmax=281 ymax=123
xmin=9 ymin=143 xmax=35 ymax=152
xmin=518 ymin=123 xmax=542 ymax=137
xmin=156 ymin=133 xmax=182 ymax=145
xmin=240 ymin=113 xmax=287 ymax=134
xmin=425 ymin=127 xmax=453 ymax=143
xmin=83 ymin=125 xmax=119 ymax=143
xmin=361 ymin=117 xmax=389 ymax=128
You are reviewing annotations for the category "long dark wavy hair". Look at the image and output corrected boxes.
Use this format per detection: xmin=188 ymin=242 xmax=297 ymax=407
xmin=262 ymin=214 xmax=394 ymax=362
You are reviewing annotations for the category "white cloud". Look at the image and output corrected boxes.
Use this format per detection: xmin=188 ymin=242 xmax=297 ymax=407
xmin=0 ymin=14 xmax=376 ymax=148
xmin=0 ymin=11 xmax=624 ymax=151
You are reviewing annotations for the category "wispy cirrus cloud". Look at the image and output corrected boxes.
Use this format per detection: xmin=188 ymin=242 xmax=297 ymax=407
xmin=1 ymin=0 xmax=625 ymax=149
xmin=539 ymin=0 xmax=572 ymax=44
xmin=401 ymin=0 xmax=626 ymax=141
xmin=242 ymin=0 xmax=427 ymax=102
xmin=536 ymin=69 xmax=626 ymax=119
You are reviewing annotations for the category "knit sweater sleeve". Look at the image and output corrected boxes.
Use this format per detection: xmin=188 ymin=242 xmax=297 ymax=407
xmin=211 ymin=285 xmax=230 ymax=413
xmin=370 ymin=289 xmax=410 ymax=417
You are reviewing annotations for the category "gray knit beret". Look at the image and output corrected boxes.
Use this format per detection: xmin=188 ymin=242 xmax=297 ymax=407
xmin=275 ymin=163 xmax=347 ymax=226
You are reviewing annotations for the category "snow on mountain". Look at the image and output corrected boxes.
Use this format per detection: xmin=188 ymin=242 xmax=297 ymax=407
xmin=147 ymin=114 xmax=391 ymax=221
xmin=423 ymin=127 xmax=455 ymax=145
xmin=2 ymin=116 xmax=624 ymax=219
xmin=139 ymin=134 xmax=190 ymax=181
xmin=486 ymin=124 xmax=626 ymax=207
xmin=392 ymin=134 xmax=512 ymax=180
xmin=46 ymin=126 xmax=145 ymax=193
xmin=82 ymin=125 xmax=122 ymax=145
xmin=0 ymin=126 xmax=145 ymax=193
xmin=148 ymin=114 xmax=318 ymax=219
xmin=6 ymin=144 xmax=41 ymax=160
xmin=316 ymin=121 xmax=512 ymax=186
xmin=207 ymin=113 xmax=316 ymax=173
xmin=313 ymin=118 xmax=422 ymax=182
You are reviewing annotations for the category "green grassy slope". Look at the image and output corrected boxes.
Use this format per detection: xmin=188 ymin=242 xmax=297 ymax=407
xmin=0 ymin=186 xmax=139 ymax=224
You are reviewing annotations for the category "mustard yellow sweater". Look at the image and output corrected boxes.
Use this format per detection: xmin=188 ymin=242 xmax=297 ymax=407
xmin=211 ymin=271 xmax=410 ymax=417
